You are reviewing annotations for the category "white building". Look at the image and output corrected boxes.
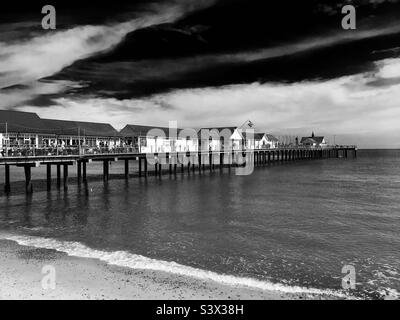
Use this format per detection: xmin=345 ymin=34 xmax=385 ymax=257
xmin=199 ymin=121 xmax=278 ymax=151
xmin=120 ymin=125 xmax=198 ymax=153
xmin=254 ymin=133 xmax=279 ymax=149
xmin=300 ymin=132 xmax=327 ymax=148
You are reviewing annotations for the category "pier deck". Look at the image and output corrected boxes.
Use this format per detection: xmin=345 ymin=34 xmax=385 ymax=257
xmin=0 ymin=146 xmax=357 ymax=194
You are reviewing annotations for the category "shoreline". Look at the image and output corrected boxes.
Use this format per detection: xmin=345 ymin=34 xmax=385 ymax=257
xmin=0 ymin=239 xmax=341 ymax=300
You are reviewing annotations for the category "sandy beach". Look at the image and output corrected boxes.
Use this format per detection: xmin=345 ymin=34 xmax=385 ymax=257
xmin=0 ymin=239 xmax=339 ymax=300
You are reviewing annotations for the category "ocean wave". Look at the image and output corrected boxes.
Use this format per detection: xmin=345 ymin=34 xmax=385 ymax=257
xmin=0 ymin=232 xmax=349 ymax=298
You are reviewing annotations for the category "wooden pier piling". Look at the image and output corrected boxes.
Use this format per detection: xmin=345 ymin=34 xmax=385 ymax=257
xmin=82 ymin=161 xmax=87 ymax=182
xmin=24 ymin=165 xmax=33 ymax=194
xmin=4 ymin=164 xmax=10 ymax=193
xmin=77 ymin=161 xmax=82 ymax=183
xmin=46 ymin=164 xmax=51 ymax=190
xmin=56 ymin=164 xmax=60 ymax=188
xmin=124 ymin=159 xmax=129 ymax=178
xmin=63 ymin=164 xmax=69 ymax=190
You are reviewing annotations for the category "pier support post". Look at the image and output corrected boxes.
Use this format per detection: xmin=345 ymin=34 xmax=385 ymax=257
xmin=77 ymin=161 xmax=82 ymax=183
xmin=63 ymin=164 xmax=69 ymax=190
xmin=124 ymin=159 xmax=129 ymax=178
xmin=82 ymin=161 xmax=87 ymax=182
xmin=24 ymin=165 xmax=33 ymax=194
xmin=4 ymin=164 xmax=10 ymax=193
xmin=103 ymin=160 xmax=109 ymax=181
xmin=56 ymin=164 xmax=61 ymax=189
xmin=144 ymin=158 xmax=148 ymax=177
xmin=139 ymin=158 xmax=142 ymax=177
xmin=46 ymin=164 xmax=51 ymax=191
xmin=198 ymin=153 xmax=202 ymax=173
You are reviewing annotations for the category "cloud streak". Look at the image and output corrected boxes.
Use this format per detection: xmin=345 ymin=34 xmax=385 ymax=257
xmin=0 ymin=0 xmax=217 ymax=89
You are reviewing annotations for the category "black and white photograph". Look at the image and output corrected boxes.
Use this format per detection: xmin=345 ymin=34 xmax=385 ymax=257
xmin=0 ymin=0 xmax=399 ymax=305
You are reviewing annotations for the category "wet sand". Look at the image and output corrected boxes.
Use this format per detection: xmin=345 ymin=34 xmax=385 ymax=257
xmin=0 ymin=240 xmax=337 ymax=300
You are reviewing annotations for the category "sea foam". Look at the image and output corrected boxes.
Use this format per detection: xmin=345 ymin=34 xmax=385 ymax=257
xmin=0 ymin=232 xmax=349 ymax=298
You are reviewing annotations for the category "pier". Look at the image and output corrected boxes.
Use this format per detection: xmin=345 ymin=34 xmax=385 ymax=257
xmin=0 ymin=146 xmax=357 ymax=194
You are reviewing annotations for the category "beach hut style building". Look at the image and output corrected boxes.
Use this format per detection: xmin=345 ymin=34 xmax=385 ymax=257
xmin=198 ymin=121 xmax=279 ymax=151
xmin=254 ymin=133 xmax=279 ymax=149
xmin=300 ymin=132 xmax=327 ymax=148
xmin=199 ymin=120 xmax=257 ymax=151
xmin=120 ymin=125 xmax=198 ymax=153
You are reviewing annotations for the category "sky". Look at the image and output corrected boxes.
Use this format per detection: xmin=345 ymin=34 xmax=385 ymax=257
xmin=1 ymin=0 xmax=400 ymax=148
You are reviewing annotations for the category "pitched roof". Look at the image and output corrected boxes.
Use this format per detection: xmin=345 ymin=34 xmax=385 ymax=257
xmin=197 ymin=127 xmax=237 ymax=139
xmin=0 ymin=110 xmax=49 ymax=134
xmin=300 ymin=136 xmax=325 ymax=144
xmin=241 ymin=131 xmax=263 ymax=140
xmin=42 ymin=119 xmax=120 ymax=137
xmin=121 ymin=124 xmax=192 ymax=138
xmin=265 ymin=134 xmax=279 ymax=142
xmin=0 ymin=110 xmax=120 ymax=137
xmin=199 ymin=127 xmax=237 ymax=133
xmin=253 ymin=133 xmax=265 ymax=140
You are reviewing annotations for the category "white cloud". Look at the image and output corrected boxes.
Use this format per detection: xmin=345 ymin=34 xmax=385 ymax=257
xmin=376 ymin=58 xmax=400 ymax=78
xmin=0 ymin=0 xmax=216 ymax=89
xmin=16 ymin=57 xmax=400 ymax=148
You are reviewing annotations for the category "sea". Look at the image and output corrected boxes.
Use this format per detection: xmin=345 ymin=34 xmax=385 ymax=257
xmin=0 ymin=149 xmax=399 ymax=299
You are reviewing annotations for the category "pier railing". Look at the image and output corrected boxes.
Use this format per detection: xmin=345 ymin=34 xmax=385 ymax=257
xmin=0 ymin=145 xmax=357 ymax=159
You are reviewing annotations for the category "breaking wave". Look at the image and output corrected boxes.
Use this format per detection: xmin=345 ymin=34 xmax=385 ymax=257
xmin=0 ymin=232 xmax=350 ymax=298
